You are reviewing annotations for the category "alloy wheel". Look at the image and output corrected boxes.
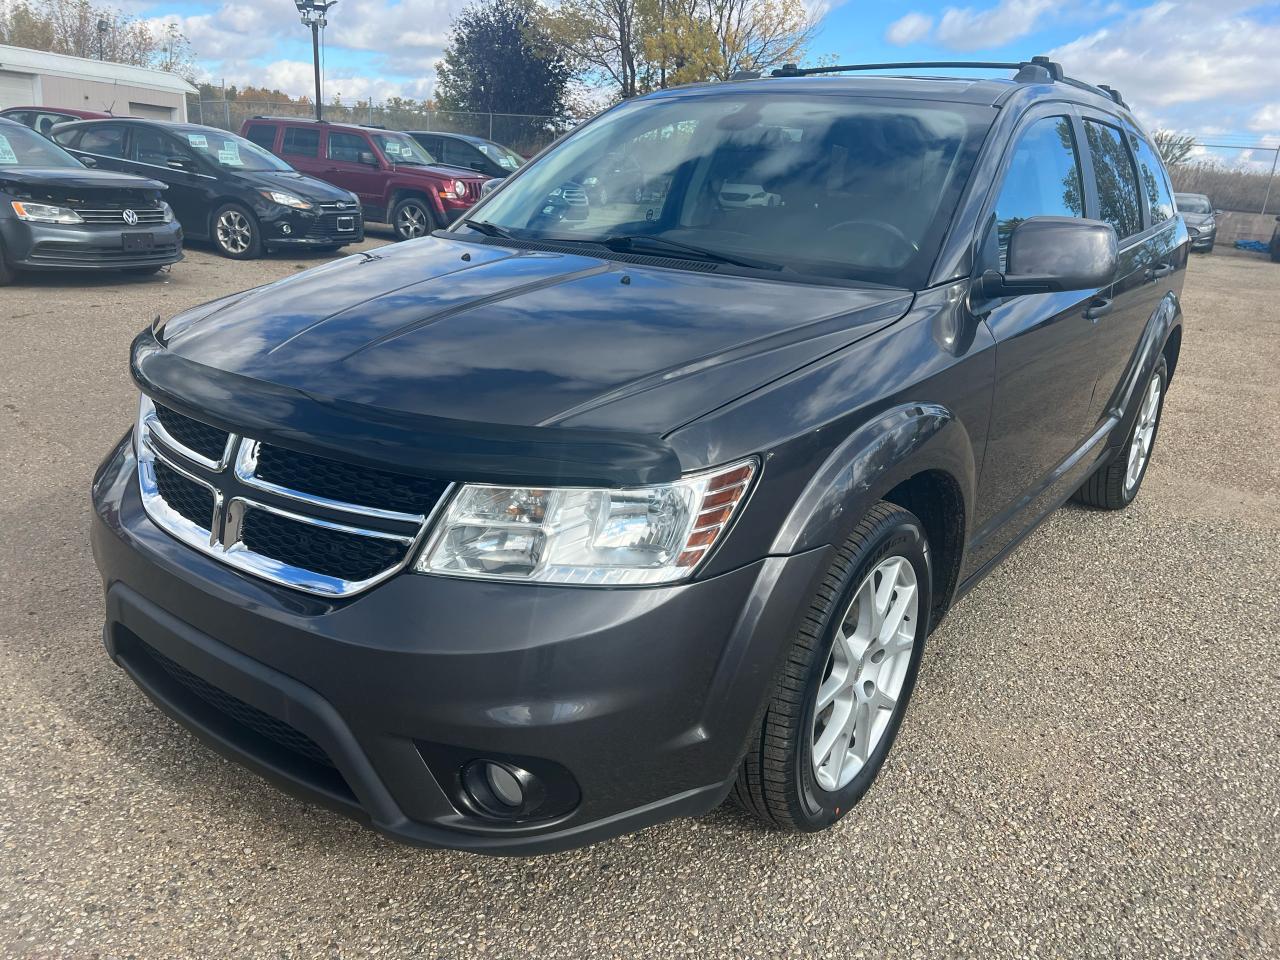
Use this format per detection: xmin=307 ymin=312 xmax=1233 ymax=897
xmin=1125 ymin=376 xmax=1161 ymax=493
xmin=216 ymin=209 xmax=253 ymax=255
xmin=396 ymin=203 xmax=429 ymax=239
xmin=810 ymin=555 xmax=918 ymax=792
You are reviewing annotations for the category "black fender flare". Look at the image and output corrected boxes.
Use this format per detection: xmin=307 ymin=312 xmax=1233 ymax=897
xmin=1107 ymin=291 xmax=1182 ymax=449
xmin=769 ymin=401 xmax=976 ymax=557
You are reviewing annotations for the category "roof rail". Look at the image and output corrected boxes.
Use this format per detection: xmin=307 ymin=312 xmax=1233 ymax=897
xmin=250 ymin=115 xmax=329 ymax=123
xmin=765 ymin=56 xmax=1127 ymax=108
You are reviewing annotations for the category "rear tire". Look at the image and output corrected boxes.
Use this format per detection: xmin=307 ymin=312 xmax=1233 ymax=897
xmin=731 ymin=502 xmax=931 ymax=831
xmin=211 ymin=203 xmax=263 ymax=260
xmin=1073 ymin=357 xmax=1167 ymax=510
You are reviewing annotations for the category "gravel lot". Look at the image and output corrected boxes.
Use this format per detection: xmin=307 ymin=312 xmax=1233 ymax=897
xmin=1 ymin=239 xmax=1276 ymax=959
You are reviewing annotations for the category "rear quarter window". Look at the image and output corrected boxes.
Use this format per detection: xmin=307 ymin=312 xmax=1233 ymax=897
xmin=1131 ymin=134 xmax=1176 ymax=224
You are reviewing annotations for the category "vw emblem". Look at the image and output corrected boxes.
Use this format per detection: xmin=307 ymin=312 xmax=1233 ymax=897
xmin=122 ymin=209 xmax=139 ymax=226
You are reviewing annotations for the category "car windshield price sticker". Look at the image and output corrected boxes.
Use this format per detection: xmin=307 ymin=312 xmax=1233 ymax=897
xmin=0 ymin=135 xmax=16 ymax=164
xmin=187 ymin=133 xmax=208 ymax=150
xmin=218 ymin=143 xmax=242 ymax=165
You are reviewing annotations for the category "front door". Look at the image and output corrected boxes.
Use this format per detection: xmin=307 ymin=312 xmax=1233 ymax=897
xmin=322 ymin=130 xmax=385 ymax=216
xmin=966 ymin=111 xmax=1103 ymax=575
xmin=126 ymin=126 xmax=208 ymax=235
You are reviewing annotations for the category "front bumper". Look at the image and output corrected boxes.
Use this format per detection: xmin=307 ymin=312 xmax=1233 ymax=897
xmin=1 ymin=217 xmax=183 ymax=270
xmin=91 ymin=435 xmax=827 ymax=855
xmin=257 ymin=204 xmax=364 ymax=248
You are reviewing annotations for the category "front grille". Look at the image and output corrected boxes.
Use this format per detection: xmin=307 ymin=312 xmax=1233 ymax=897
xmin=138 ymin=395 xmax=449 ymax=596
xmin=154 ymin=403 xmax=230 ymax=463
xmin=153 ymin=460 xmax=215 ymax=529
xmin=29 ymin=240 xmax=180 ymax=264
xmin=75 ymin=207 xmax=168 ymax=224
xmin=138 ymin=638 xmax=336 ymax=769
xmin=240 ymin=507 xmax=408 ymax=582
xmin=255 ymin=443 xmax=448 ymax=515
xmin=464 ymin=181 xmax=483 ymax=202
xmin=305 ymin=212 xmax=362 ymax=240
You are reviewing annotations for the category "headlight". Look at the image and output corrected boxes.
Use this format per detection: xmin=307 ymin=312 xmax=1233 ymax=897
xmin=415 ymin=460 xmax=756 ymax=585
xmin=10 ymin=201 xmax=83 ymax=224
xmin=441 ymin=180 xmax=467 ymax=199
xmin=160 ymin=201 xmax=175 ymax=223
xmin=260 ymin=190 xmax=313 ymax=210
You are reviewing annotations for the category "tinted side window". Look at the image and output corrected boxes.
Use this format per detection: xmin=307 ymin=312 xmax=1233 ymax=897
xmin=282 ymin=127 xmax=319 ymax=157
xmin=1084 ymin=119 xmax=1142 ymax=238
xmin=79 ymin=125 xmax=127 ymax=158
xmin=1130 ymin=134 xmax=1175 ymax=224
xmin=444 ymin=140 xmax=478 ymax=167
xmin=244 ymin=124 xmax=276 ymax=150
xmin=134 ymin=127 xmax=184 ymax=166
xmin=991 ymin=115 xmax=1084 ymax=269
xmin=327 ymin=131 xmax=368 ymax=163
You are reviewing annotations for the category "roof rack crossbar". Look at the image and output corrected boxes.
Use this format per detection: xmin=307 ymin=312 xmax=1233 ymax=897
xmin=766 ymin=56 xmax=1125 ymax=108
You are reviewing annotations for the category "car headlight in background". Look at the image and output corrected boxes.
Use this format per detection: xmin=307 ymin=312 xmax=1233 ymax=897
xmin=259 ymin=190 xmax=313 ymax=210
xmin=440 ymin=180 xmax=468 ymax=200
xmin=415 ymin=460 xmax=756 ymax=585
xmin=10 ymin=201 xmax=83 ymax=224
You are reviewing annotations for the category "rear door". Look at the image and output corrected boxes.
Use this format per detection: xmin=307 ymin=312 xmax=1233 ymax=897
xmin=1078 ymin=116 xmax=1182 ymax=424
xmin=278 ymin=125 xmax=325 ymax=179
xmin=70 ymin=122 xmax=131 ymax=172
xmin=967 ymin=109 xmax=1104 ymax=572
xmin=322 ymin=129 xmax=385 ymax=216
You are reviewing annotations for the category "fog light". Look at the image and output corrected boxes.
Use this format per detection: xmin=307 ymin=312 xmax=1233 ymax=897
xmin=461 ymin=760 xmax=544 ymax=819
xmin=280 ymin=223 xmax=292 ymax=235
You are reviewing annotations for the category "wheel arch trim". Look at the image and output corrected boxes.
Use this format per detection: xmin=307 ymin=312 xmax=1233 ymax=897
xmin=768 ymin=402 xmax=976 ymax=558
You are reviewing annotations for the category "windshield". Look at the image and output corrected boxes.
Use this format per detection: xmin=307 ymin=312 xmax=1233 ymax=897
xmin=463 ymin=92 xmax=991 ymax=286
xmin=373 ymin=132 xmax=435 ymax=166
xmin=180 ymin=128 xmax=292 ymax=171
xmin=1176 ymin=194 xmax=1212 ymax=214
xmin=478 ymin=141 xmax=523 ymax=171
xmin=0 ymin=122 xmax=84 ymax=169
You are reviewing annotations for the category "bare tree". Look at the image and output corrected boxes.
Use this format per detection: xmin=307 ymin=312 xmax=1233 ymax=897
xmin=1154 ymin=130 xmax=1198 ymax=167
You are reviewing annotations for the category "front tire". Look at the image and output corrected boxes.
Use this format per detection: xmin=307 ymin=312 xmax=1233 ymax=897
xmin=1074 ymin=356 xmax=1167 ymax=509
xmin=391 ymin=196 xmax=434 ymax=241
xmin=732 ymin=502 xmax=932 ymax=831
xmin=211 ymin=203 xmax=262 ymax=260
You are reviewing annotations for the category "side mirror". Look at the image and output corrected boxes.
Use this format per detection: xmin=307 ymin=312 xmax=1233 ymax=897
xmin=976 ymin=217 xmax=1117 ymax=301
xmin=359 ymin=151 xmax=378 ymax=167
xmin=79 ymin=155 xmax=98 ymax=168
xmin=480 ymin=177 xmax=504 ymax=197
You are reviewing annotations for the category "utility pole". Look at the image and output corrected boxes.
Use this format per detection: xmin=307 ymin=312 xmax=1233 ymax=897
xmin=294 ymin=0 xmax=338 ymax=122
xmin=96 ymin=18 xmax=108 ymax=61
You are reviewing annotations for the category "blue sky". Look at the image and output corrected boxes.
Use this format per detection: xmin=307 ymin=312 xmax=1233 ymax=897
xmin=137 ymin=0 xmax=1277 ymax=158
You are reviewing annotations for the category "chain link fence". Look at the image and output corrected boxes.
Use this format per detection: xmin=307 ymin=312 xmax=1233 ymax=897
xmin=188 ymin=98 xmax=583 ymax=156
xmin=1167 ymin=139 xmax=1279 ymax=216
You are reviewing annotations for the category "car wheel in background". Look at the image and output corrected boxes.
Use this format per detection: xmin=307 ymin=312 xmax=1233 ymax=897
xmin=1074 ymin=356 xmax=1167 ymax=510
xmin=732 ymin=502 xmax=932 ymax=831
xmin=211 ymin=203 xmax=263 ymax=260
xmin=392 ymin=197 xmax=434 ymax=241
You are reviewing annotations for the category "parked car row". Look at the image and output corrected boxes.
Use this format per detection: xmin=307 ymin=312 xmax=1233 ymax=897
xmin=0 ymin=110 xmax=532 ymax=283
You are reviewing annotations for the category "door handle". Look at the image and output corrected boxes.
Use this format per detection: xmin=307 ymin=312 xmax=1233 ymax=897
xmin=1146 ymin=262 xmax=1174 ymax=281
xmin=1084 ymin=296 xmax=1113 ymax=321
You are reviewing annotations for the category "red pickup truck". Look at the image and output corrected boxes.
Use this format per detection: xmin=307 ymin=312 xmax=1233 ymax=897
xmin=241 ymin=117 xmax=487 ymax=240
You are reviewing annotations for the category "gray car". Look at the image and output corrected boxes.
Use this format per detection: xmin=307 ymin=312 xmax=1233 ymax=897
xmin=0 ymin=118 xmax=182 ymax=284
xmin=1175 ymin=192 xmax=1216 ymax=251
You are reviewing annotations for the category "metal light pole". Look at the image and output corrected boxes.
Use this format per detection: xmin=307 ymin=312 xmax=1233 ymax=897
xmin=294 ymin=0 xmax=338 ymax=122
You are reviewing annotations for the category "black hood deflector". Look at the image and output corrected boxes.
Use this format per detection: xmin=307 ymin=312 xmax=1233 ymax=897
xmin=132 ymin=327 xmax=682 ymax=487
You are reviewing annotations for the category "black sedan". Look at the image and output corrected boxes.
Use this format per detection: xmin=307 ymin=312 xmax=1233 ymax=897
xmin=0 ymin=118 xmax=182 ymax=284
xmin=52 ymin=119 xmax=364 ymax=259
xmin=407 ymin=130 xmax=524 ymax=179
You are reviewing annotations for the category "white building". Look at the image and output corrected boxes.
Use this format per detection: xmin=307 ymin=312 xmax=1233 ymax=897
xmin=0 ymin=44 xmax=197 ymax=121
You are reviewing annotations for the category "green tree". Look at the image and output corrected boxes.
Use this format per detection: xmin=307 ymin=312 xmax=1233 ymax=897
xmin=436 ymin=0 xmax=571 ymax=121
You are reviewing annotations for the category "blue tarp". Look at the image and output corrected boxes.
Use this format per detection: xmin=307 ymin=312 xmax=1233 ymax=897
xmin=1235 ymin=239 xmax=1269 ymax=252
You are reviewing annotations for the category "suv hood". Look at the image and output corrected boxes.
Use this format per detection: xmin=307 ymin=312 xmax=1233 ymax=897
xmin=0 ymin=167 xmax=165 ymax=191
xmin=237 ymin=169 xmax=357 ymax=203
xmin=136 ymin=236 xmax=910 ymax=484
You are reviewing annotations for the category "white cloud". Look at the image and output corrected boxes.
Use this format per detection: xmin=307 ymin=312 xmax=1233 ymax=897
xmin=1249 ymin=104 xmax=1280 ymax=135
xmin=936 ymin=0 xmax=1054 ymax=50
xmin=885 ymin=12 xmax=934 ymax=45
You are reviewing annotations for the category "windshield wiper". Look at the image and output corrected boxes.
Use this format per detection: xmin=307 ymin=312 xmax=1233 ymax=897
xmin=464 ymin=220 xmax=514 ymax=238
xmin=601 ymin=234 xmax=783 ymax=271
